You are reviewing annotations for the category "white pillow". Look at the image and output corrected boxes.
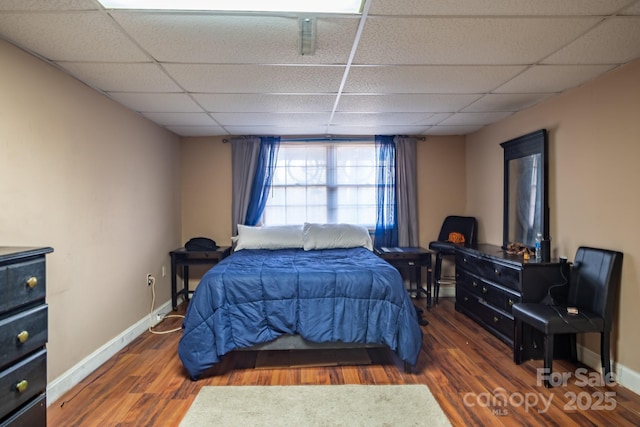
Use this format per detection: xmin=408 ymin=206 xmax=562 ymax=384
xmin=234 ymin=224 xmax=304 ymax=251
xmin=303 ymin=223 xmax=373 ymax=251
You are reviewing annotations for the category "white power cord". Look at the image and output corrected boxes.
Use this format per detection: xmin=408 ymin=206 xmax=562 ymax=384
xmin=147 ymin=275 xmax=184 ymax=334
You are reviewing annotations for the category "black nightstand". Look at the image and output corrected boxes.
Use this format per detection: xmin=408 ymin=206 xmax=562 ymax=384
xmin=169 ymin=246 xmax=231 ymax=310
xmin=375 ymin=247 xmax=432 ymax=309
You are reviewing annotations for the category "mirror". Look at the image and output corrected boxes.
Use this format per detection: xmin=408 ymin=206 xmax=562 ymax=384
xmin=501 ymin=129 xmax=549 ymax=249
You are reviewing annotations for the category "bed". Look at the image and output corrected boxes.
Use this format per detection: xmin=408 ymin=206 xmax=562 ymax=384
xmin=178 ymin=223 xmax=423 ymax=380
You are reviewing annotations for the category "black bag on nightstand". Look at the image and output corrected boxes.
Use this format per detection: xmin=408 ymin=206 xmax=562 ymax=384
xmin=185 ymin=237 xmax=218 ymax=251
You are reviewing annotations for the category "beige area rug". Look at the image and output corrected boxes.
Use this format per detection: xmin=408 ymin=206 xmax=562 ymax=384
xmin=254 ymin=348 xmax=371 ymax=369
xmin=179 ymin=385 xmax=452 ymax=426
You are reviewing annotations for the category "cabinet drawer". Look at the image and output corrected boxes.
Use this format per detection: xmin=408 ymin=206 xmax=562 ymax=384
xmin=475 ymin=299 xmax=514 ymax=342
xmin=456 ymin=288 xmax=514 ymax=343
xmin=0 ymin=260 xmax=46 ymax=314
xmin=0 ymin=349 xmax=46 ymax=421
xmin=457 ymin=252 xmax=521 ymax=291
xmin=0 ymin=305 xmax=48 ymax=370
xmin=0 ymin=393 xmax=45 ymax=427
xmin=457 ymin=271 xmax=520 ymax=314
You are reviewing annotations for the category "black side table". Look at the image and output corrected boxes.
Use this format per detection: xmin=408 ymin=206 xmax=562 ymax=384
xmin=375 ymin=247 xmax=432 ymax=309
xmin=169 ymin=246 xmax=231 ymax=310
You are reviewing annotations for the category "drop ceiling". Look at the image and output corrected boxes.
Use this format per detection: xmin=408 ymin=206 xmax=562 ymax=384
xmin=1 ymin=0 xmax=639 ymax=137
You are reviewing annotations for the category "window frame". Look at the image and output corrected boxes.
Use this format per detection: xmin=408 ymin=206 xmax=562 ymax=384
xmin=263 ymin=140 xmax=377 ymax=227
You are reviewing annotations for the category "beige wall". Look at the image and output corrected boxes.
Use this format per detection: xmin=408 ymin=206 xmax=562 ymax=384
xmin=466 ymin=59 xmax=640 ymax=375
xmin=0 ymin=40 xmax=182 ymax=381
xmin=181 ymin=137 xmax=233 ymax=245
xmin=416 ymin=135 xmax=467 ymax=247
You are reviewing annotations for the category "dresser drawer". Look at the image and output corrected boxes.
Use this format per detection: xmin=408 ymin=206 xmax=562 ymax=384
xmin=456 ymin=288 xmax=514 ymax=343
xmin=0 ymin=259 xmax=46 ymax=314
xmin=458 ymin=271 xmax=520 ymax=314
xmin=457 ymin=252 xmax=521 ymax=291
xmin=0 ymin=393 xmax=45 ymax=427
xmin=0 ymin=305 xmax=48 ymax=370
xmin=0 ymin=349 xmax=47 ymax=421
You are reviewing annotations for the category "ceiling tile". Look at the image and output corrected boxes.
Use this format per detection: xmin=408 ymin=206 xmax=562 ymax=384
xmin=369 ymin=0 xmax=634 ymax=16
xmin=462 ymin=93 xmax=554 ymax=112
xmin=494 ymin=65 xmax=616 ymax=93
xmin=622 ymin=2 xmax=640 ymax=14
xmin=166 ymin=126 xmax=228 ymax=137
xmin=0 ymin=0 xmax=98 ymax=11
xmin=60 ymin=62 xmax=181 ymax=92
xmin=336 ymin=94 xmax=481 ymax=112
xmin=425 ymin=125 xmax=484 ymax=135
xmin=0 ymin=12 xmax=148 ymax=61
xmin=224 ymin=126 xmax=328 ymax=135
xmin=344 ymin=66 xmax=526 ymax=93
xmin=326 ymin=125 xmax=430 ymax=135
xmin=438 ymin=112 xmax=513 ymax=126
xmin=543 ymin=17 xmax=640 ymax=65
xmin=142 ymin=112 xmax=218 ymax=126
xmin=163 ymin=64 xmax=345 ymax=93
xmin=107 ymin=93 xmax=204 ymax=113
xmin=193 ymin=94 xmax=336 ymax=113
xmin=330 ymin=112 xmax=434 ymax=126
xmin=113 ymin=14 xmax=358 ymax=64
xmin=210 ymin=113 xmax=330 ymax=126
xmin=422 ymin=113 xmax=455 ymax=125
xmin=355 ymin=17 xmax=600 ymax=65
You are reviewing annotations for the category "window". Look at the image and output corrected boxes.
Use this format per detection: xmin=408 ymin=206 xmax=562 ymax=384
xmin=263 ymin=142 xmax=377 ymax=227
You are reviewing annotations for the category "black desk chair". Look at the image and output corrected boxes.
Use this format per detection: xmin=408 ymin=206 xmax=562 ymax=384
xmin=428 ymin=215 xmax=477 ymax=304
xmin=512 ymin=247 xmax=623 ymax=387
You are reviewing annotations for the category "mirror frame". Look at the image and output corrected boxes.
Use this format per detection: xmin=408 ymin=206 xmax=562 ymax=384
xmin=501 ymin=129 xmax=549 ymax=249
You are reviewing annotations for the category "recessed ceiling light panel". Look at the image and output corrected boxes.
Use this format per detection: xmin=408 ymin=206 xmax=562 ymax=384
xmin=98 ymin=0 xmax=364 ymax=14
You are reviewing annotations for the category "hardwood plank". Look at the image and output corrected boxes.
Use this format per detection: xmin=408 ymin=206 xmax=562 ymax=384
xmin=47 ymin=298 xmax=640 ymax=426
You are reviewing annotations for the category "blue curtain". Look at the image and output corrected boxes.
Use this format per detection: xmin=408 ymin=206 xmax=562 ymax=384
xmin=374 ymin=135 xmax=398 ymax=248
xmin=244 ymin=136 xmax=280 ymax=225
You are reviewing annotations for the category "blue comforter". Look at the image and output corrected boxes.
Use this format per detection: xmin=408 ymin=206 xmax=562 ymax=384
xmin=178 ymin=247 xmax=422 ymax=379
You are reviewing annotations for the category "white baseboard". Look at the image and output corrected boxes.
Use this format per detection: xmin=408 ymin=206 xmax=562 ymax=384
xmin=578 ymin=343 xmax=640 ymax=394
xmin=47 ymin=299 xmax=175 ymax=406
xmin=438 ymin=284 xmax=456 ymax=298
xmin=437 ymin=285 xmax=640 ymax=394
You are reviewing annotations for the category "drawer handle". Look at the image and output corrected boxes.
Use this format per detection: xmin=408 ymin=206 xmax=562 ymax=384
xmin=17 ymin=330 xmax=30 ymax=343
xmin=482 ymin=286 xmax=488 ymax=294
xmin=472 ymin=281 xmax=478 ymax=288
xmin=463 ymin=296 xmax=469 ymax=302
xmin=508 ymin=299 xmax=514 ymax=307
xmin=494 ymin=269 xmax=500 ymax=276
xmin=493 ymin=316 xmax=499 ymax=323
xmin=463 ymin=257 xmax=468 ymax=263
xmin=16 ymin=380 xmax=29 ymax=393
xmin=26 ymin=276 xmax=38 ymax=288
xmin=408 ymin=261 xmax=415 ymax=266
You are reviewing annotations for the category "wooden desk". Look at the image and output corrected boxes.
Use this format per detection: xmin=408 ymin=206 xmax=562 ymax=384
xmin=375 ymin=247 xmax=432 ymax=309
xmin=169 ymin=246 xmax=231 ymax=310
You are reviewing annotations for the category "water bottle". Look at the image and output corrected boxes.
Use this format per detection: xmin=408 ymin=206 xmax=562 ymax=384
xmin=535 ymin=232 xmax=543 ymax=261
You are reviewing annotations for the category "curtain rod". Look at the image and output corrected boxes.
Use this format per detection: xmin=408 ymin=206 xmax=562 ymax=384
xmin=222 ymin=136 xmax=426 ymax=143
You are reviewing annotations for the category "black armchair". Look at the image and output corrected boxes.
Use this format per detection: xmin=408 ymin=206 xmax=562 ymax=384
xmin=428 ymin=215 xmax=477 ymax=305
xmin=512 ymin=247 xmax=623 ymax=387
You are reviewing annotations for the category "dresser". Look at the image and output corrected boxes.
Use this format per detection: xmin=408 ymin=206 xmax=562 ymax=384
xmin=454 ymin=244 xmax=568 ymax=361
xmin=0 ymin=247 xmax=53 ymax=427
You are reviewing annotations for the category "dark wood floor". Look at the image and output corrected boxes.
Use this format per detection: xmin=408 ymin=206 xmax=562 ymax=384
xmin=48 ymin=298 xmax=640 ymax=426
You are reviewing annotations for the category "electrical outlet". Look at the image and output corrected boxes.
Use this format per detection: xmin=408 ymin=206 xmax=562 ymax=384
xmin=147 ymin=273 xmax=153 ymax=286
